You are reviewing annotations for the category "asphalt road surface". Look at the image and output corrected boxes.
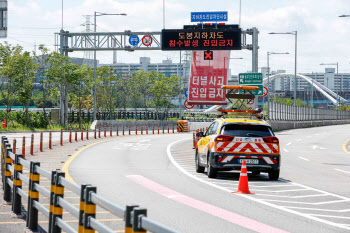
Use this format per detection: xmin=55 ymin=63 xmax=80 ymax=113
xmin=68 ymin=124 xmax=350 ymax=233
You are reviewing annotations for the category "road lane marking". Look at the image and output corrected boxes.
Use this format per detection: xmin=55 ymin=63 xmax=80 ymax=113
xmin=283 ymin=149 xmax=289 ymax=152
xmin=255 ymin=194 xmax=328 ymax=198
xmin=281 ymin=206 xmax=350 ymax=212
xmin=127 ymin=175 xmax=288 ymax=233
xmin=167 ymin=138 xmax=350 ymax=231
xmin=309 ymin=214 xmax=350 ymax=220
xmin=257 ymin=199 xmax=349 ymax=205
xmin=298 ymin=157 xmax=310 ymax=161
xmin=334 ymin=168 xmax=350 ymax=174
xmin=342 ymin=138 xmax=350 ymax=154
xmin=286 ymin=142 xmax=292 ymax=146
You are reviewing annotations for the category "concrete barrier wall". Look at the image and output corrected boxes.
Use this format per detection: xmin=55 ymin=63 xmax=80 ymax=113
xmin=92 ymin=119 xmax=350 ymax=132
xmin=92 ymin=120 xmax=177 ymax=131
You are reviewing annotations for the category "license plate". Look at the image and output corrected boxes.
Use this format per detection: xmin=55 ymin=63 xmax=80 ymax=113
xmin=239 ymin=159 xmax=259 ymax=164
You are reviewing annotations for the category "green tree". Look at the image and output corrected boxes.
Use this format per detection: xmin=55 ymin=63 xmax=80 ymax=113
xmin=96 ymin=66 xmax=118 ymax=117
xmin=0 ymin=42 xmax=23 ymax=127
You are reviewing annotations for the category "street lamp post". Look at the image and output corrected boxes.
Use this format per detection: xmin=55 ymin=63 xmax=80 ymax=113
xmin=339 ymin=15 xmax=350 ymax=17
xmin=320 ymin=62 xmax=339 ymax=106
xmin=266 ymin=52 xmax=289 ymax=119
xmin=93 ymin=12 xmax=127 ymax=121
xmin=269 ymin=31 xmax=298 ymax=106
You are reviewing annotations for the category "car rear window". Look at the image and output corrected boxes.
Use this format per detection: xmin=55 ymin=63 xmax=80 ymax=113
xmin=220 ymin=124 xmax=274 ymax=137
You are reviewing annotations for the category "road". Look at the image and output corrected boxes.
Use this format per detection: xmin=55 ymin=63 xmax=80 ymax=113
xmin=68 ymin=124 xmax=350 ymax=233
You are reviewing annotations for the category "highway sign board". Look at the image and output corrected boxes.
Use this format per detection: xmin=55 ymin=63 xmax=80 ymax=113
xmin=161 ymin=28 xmax=241 ymax=51
xmin=184 ymin=88 xmax=188 ymax=98
xmin=129 ymin=35 xmax=139 ymax=46
xmin=191 ymin=11 xmax=228 ymax=22
xmin=239 ymin=85 xmax=264 ymax=96
xmin=239 ymin=73 xmax=263 ymax=85
xmin=142 ymin=35 xmax=152 ymax=46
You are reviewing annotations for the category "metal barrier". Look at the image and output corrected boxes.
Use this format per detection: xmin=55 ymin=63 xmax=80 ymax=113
xmin=268 ymin=102 xmax=350 ymax=121
xmin=1 ymin=136 xmax=179 ymax=233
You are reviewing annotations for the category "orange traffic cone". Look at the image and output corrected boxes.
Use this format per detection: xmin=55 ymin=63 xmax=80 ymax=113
xmin=233 ymin=161 xmax=254 ymax=194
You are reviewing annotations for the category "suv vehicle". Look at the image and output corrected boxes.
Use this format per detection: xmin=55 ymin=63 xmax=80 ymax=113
xmin=195 ymin=118 xmax=280 ymax=180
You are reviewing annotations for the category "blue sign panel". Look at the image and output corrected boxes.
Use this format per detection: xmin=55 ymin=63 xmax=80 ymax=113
xmin=191 ymin=11 xmax=228 ymax=22
xmin=129 ymin=35 xmax=139 ymax=46
xmin=184 ymin=88 xmax=188 ymax=98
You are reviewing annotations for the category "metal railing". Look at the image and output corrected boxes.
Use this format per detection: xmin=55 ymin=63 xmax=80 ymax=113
xmin=268 ymin=102 xmax=350 ymax=121
xmin=1 ymin=136 xmax=179 ymax=233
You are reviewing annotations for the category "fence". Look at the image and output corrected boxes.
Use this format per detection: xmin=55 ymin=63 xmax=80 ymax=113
xmin=1 ymin=136 xmax=179 ymax=233
xmin=67 ymin=111 xmax=180 ymax=124
xmin=268 ymin=102 xmax=350 ymax=121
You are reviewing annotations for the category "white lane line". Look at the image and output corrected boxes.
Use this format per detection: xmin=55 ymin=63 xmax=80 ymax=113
xmin=296 ymin=139 xmax=302 ymax=142
xmin=299 ymin=157 xmax=310 ymax=161
xmin=283 ymin=149 xmax=289 ymax=152
xmin=310 ymin=214 xmax=350 ymax=220
xmin=258 ymin=199 xmax=349 ymax=205
xmin=286 ymin=142 xmax=292 ymax=146
xmin=281 ymin=206 xmax=350 ymax=212
xmin=252 ymin=189 xmax=309 ymax=193
xmin=252 ymin=184 xmax=295 ymax=188
xmin=334 ymin=168 xmax=350 ymax=174
xmin=255 ymin=194 xmax=328 ymax=199
xmin=167 ymin=138 xmax=350 ymax=231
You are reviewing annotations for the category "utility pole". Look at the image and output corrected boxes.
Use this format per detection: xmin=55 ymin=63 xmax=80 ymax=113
xmin=251 ymin=27 xmax=259 ymax=109
xmin=179 ymin=50 xmax=182 ymax=119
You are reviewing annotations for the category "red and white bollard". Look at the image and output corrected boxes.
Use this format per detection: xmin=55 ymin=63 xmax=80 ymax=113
xmin=22 ymin=136 xmax=25 ymax=159
xmin=123 ymin=123 xmax=125 ymax=136
xmin=158 ymin=124 xmax=160 ymax=134
xmin=81 ymin=126 xmax=84 ymax=141
xmin=168 ymin=124 xmax=169 ymax=134
xmin=163 ymin=124 xmax=165 ymax=134
xmin=110 ymin=124 xmax=112 ymax=137
xmin=75 ymin=127 xmax=78 ymax=142
xmin=146 ymin=124 xmax=148 ymax=135
xmin=86 ymin=125 xmax=89 ymax=140
xmin=69 ymin=126 xmax=72 ymax=143
xmin=94 ymin=126 xmax=97 ymax=139
xmin=40 ymin=132 xmax=43 ymax=152
xmin=193 ymin=132 xmax=196 ymax=149
xmin=136 ymin=123 xmax=138 ymax=135
xmin=152 ymin=123 xmax=155 ymax=134
xmin=104 ymin=124 xmax=107 ymax=137
xmin=173 ymin=123 xmax=175 ymax=133
xmin=49 ymin=131 xmax=52 ymax=149
xmin=13 ymin=139 xmax=16 ymax=154
xmin=98 ymin=125 xmax=101 ymax=138
xmin=30 ymin=134 xmax=34 ymax=155
xmin=60 ymin=129 xmax=63 ymax=146
xmin=116 ymin=123 xmax=119 ymax=136
xmin=129 ymin=124 xmax=131 ymax=135
xmin=141 ymin=123 xmax=143 ymax=135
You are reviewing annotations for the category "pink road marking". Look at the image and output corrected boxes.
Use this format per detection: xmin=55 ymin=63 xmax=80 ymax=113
xmin=127 ymin=175 xmax=289 ymax=233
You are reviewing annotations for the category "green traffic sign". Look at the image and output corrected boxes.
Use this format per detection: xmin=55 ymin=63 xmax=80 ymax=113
xmin=239 ymin=84 xmax=264 ymax=96
xmin=238 ymin=73 xmax=263 ymax=85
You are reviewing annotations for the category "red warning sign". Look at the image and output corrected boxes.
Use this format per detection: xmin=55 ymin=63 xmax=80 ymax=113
xmin=142 ymin=35 xmax=153 ymax=46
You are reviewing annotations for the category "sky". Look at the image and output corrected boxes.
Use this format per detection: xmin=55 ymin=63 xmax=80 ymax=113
xmin=7 ymin=0 xmax=350 ymax=74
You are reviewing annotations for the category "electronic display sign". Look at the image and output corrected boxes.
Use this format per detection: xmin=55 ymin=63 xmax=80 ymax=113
xmin=161 ymin=28 xmax=241 ymax=51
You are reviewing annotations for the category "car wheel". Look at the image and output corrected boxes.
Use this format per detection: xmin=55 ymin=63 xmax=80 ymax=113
xmin=268 ymin=169 xmax=280 ymax=180
xmin=252 ymin=171 xmax=260 ymax=176
xmin=195 ymin=151 xmax=205 ymax=173
xmin=207 ymin=153 xmax=217 ymax=178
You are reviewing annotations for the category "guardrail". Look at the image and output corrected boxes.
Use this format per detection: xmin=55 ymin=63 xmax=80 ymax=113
xmin=1 ymin=136 xmax=179 ymax=233
xmin=268 ymin=102 xmax=350 ymax=121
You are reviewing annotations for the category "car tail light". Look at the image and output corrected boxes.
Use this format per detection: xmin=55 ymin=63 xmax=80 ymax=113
xmin=215 ymin=135 xmax=234 ymax=142
xmin=263 ymin=136 xmax=279 ymax=143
